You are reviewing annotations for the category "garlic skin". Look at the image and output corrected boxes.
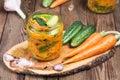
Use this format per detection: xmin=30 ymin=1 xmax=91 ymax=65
xmin=53 ymin=64 xmax=64 ymax=71
xmin=13 ymin=58 xmax=34 ymax=68
xmin=4 ymin=0 xmax=26 ymax=19
xmin=3 ymin=53 xmax=14 ymax=62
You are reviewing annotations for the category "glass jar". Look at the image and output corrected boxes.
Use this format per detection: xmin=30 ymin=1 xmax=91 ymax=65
xmin=26 ymin=11 xmax=63 ymax=61
xmin=87 ymin=0 xmax=116 ymax=13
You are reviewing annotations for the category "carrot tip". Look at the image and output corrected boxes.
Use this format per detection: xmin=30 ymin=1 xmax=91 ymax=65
xmin=50 ymin=6 xmax=54 ymax=8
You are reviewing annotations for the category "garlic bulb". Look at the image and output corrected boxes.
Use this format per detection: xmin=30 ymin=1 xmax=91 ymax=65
xmin=4 ymin=0 xmax=26 ymax=19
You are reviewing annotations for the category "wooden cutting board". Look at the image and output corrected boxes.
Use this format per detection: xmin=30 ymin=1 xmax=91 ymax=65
xmin=3 ymin=41 xmax=115 ymax=76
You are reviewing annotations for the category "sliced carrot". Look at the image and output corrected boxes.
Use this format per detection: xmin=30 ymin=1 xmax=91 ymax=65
xmin=63 ymin=34 xmax=117 ymax=64
xmin=64 ymin=32 xmax=104 ymax=59
xmin=50 ymin=0 xmax=69 ymax=8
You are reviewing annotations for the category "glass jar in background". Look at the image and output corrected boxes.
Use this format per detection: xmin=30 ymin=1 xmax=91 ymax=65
xmin=87 ymin=0 xmax=116 ymax=13
xmin=26 ymin=11 xmax=63 ymax=61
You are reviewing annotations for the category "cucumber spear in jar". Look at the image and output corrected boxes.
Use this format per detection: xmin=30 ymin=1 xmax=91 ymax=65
xmin=26 ymin=12 xmax=63 ymax=61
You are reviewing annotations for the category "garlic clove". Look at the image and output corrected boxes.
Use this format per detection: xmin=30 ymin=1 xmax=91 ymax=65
xmin=4 ymin=0 xmax=26 ymax=19
xmin=3 ymin=53 xmax=14 ymax=62
xmin=53 ymin=64 xmax=64 ymax=71
xmin=13 ymin=58 xmax=34 ymax=68
xmin=4 ymin=0 xmax=15 ymax=11
xmin=16 ymin=8 xmax=26 ymax=19
xmin=16 ymin=0 xmax=21 ymax=7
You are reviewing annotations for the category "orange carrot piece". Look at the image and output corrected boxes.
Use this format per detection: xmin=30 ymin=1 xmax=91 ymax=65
xmin=64 ymin=32 xmax=104 ymax=59
xmin=63 ymin=34 xmax=117 ymax=64
xmin=50 ymin=0 xmax=69 ymax=8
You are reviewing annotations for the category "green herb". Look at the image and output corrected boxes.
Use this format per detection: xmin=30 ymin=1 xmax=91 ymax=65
xmin=107 ymin=6 xmax=113 ymax=11
xmin=39 ymin=41 xmax=58 ymax=52
xmin=94 ymin=2 xmax=113 ymax=11
xmin=94 ymin=2 xmax=106 ymax=11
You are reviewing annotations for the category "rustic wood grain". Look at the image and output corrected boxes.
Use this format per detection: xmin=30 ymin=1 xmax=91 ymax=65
xmin=111 ymin=2 xmax=120 ymax=80
xmin=0 ymin=8 xmax=25 ymax=80
xmin=0 ymin=0 xmax=120 ymax=80
xmin=60 ymin=71 xmax=88 ymax=80
xmin=21 ymin=0 xmax=36 ymax=19
xmin=25 ymin=75 xmax=46 ymax=80
xmin=0 ymin=0 xmax=25 ymax=80
xmin=61 ymin=0 xmax=80 ymax=30
xmin=0 ymin=0 xmax=7 ymax=63
xmin=0 ymin=0 xmax=7 ymax=40
xmin=114 ymin=1 xmax=120 ymax=31
xmin=75 ymin=0 xmax=87 ymax=25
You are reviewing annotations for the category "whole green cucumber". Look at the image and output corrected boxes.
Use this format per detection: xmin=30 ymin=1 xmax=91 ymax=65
xmin=71 ymin=25 xmax=96 ymax=47
xmin=42 ymin=0 xmax=54 ymax=7
xmin=63 ymin=21 xmax=83 ymax=44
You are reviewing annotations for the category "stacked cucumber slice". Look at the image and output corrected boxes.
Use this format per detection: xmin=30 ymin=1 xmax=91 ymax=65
xmin=31 ymin=13 xmax=59 ymax=35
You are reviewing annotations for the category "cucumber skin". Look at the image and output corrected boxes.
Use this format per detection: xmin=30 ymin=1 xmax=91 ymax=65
xmin=39 ymin=41 xmax=58 ymax=52
xmin=42 ymin=0 xmax=54 ymax=7
xmin=71 ymin=25 xmax=96 ymax=47
xmin=33 ymin=17 xmax=46 ymax=26
xmin=63 ymin=21 xmax=83 ymax=44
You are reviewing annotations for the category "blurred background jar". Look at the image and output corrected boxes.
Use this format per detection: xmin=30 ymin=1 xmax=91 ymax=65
xmin=87 ymin=0 xmax=116 ymax=13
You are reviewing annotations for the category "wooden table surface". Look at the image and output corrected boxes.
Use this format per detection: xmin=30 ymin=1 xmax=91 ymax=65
xmin=0 ymin=0 xmax=120 ymax=80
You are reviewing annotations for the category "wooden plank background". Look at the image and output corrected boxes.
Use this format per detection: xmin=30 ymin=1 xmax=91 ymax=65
xmin=0 ymin=0 xmax=120 ymax=80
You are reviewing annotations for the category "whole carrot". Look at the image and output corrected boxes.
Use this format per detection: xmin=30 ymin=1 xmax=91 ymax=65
xmin=63 ymin=34 xmax=118 ymax=64
xmin=64 ymin=32 xmax=105 ymax=59
xmin=50 ymin=0 xmax=69 ymax=8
